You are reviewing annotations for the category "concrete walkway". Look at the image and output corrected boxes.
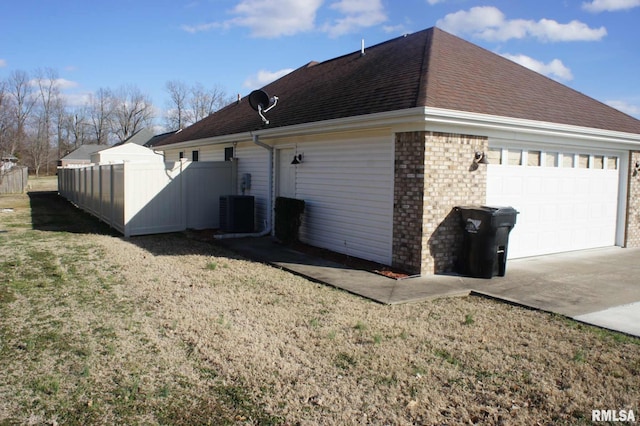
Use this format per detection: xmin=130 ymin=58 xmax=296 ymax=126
xmin=218 ymin=237 xmax=640 ymax=337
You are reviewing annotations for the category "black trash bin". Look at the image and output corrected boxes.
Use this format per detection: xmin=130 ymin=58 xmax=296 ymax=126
xmin=455 ymin=206 xmax=518 ymax=278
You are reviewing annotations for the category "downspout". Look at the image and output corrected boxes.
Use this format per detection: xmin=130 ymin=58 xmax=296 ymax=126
xmin=215 ymin=133 xmax=273 ymax=239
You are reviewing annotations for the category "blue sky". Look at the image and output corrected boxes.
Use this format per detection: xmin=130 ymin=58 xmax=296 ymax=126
xmin=1 ymin=0 xmax=639 ymax=125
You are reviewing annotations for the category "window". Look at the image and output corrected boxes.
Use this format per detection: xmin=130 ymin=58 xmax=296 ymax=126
xmin=224 ymin=146 xmax=234 ymax=161
xmin=508 ymin=150 xmax=522 ymax=166
xmin=527 ymin=151 xmax=541 ymax=167
xmin=578 ymin=154 xmax=589 ymax=169
xmin=593 ymin=155 xmax=604 ymax=170
xmin=545 ymin=152 xmax=559 ymax=167
xmin=179 ymin=151 xmax=184 ymax=160
xmin=562 ymin=154 xmax=574 ymax=168
xmin=607 ymin=157 xmax=618 ymax=170
xmin=487 ymin=148 xmax=502 ymax=165
xmin=192 ymin=150 xmax=199 ymax=162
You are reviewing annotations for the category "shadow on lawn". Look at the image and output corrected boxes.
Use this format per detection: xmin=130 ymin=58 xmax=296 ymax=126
xmin=26 ymin=189 xmax=382 ymax=271
xmin=27 ymin=190 xmax=243 ymax=260
xmin=28 ymin=191 xmax=119 ymax=235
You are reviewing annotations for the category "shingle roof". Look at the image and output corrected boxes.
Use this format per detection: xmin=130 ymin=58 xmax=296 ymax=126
xmin=60 ymin=144 xmax=104 ymax=161
xmin=155 ymin=27 xmax=640 ymax=147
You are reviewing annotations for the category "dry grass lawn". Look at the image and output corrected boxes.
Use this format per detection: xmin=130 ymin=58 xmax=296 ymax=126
xmin=0 ymin=177 xmax=638 ymax=425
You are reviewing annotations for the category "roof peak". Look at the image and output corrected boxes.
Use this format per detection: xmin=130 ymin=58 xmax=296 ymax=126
xmin=155 ymin=26 xmax=640 ymax=147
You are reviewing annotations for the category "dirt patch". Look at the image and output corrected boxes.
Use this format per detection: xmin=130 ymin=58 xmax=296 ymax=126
xmin=1 ymin=190 xmax=639 ymax=425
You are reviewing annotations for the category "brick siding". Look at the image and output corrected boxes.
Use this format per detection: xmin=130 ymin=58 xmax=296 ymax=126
xmin=393 ymin=131 xmax=488 ymax=275
xmin=625 ymin=151 xmax=640 ymax=248
xmin=392 ymin=132 xmax=426 ymax=274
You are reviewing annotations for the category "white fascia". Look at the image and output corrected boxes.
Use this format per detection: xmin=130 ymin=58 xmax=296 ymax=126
xmin=157 ymin=106 xmax=640 ymax=150
xmin=156 ymin=108 xmax=426 ymax=150
xmin=421 ymin=107 xmax=640 ymax=150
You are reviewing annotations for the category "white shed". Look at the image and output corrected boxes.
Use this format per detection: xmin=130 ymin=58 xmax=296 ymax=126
xmin=90 ymin=143 xmax=164 ymax=164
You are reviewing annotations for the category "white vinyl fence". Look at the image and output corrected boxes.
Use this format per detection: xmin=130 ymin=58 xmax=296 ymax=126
xmin=58 ymin=160 xmax=236 ymax=237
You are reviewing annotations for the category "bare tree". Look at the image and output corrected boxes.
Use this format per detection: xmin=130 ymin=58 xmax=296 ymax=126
xmin=164 ymin=81 xmax=233 ymax=130
xmin=0 ymin=80 xmax=13 ymax=157
xmin=190 ymin=82 xmax=232 ymax=123
xmin=112 ymin=85 xmax=154 ymax=142
xmin=164 ymin=80 xmax=190 ymax=130
xmin=65 ymin=106 xmax=91 ymax=149
xmin=7 ymin=70 xmax=36 ymax=157
xmin=87 ymin=88 xmax=114 ymax=145
xmin=53 ymin=95 xmax=71 ymax=160
xmin=28 ymin=68 xmax=61 ymax=176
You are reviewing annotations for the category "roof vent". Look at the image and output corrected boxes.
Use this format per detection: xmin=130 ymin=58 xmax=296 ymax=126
xmin=248 ymin=89 xmax=279 ymax=125
xmin=360 ymin=39 xmax=365 ymax=56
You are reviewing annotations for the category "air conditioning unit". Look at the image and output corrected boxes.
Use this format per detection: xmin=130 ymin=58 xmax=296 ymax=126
xmin=219 ymin=195 xmax=255 ymax=233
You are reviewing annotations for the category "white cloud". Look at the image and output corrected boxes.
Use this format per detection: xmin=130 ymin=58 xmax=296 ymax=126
xmin=605 ymin=100 xmax=640 ymax=117
xmin=321 ymin=0 xmax=388 ymax=37
xmin=181 ymin=22 xmax=219 ymax=33
xmin=382 ymin=24 xmax=408 ymax=34
xmin=62 ymin=92 xmax=92 ymax=108
xmin=184 ymin=0 xmax=323 ymax=38
xmin=582 ymin=0 xmax=640 ymax=12
xmin=54 ymin=78 xmax=80 ymax=90
xmin=0 ymin=59 xmax=6 ymax=68
xmin=427 ymin=0 xmax=447 ymax=4
xmin=243 ymin=68 xmax=295 ymax=89
xmin=29 ymin=78 xmax=80 ymax=90
xmin=182 ymin=0 xmax=388 ymax=38
xmin=501 ymin=53 xmax=574 ymax=81
xmin=437 ymin=6 xmax=607 ymax=42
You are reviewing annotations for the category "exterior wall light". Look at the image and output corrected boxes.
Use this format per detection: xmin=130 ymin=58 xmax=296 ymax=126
xmin=291 ymin=154 xmax=304 ymax=165
xmin=475 ymin=151 xmax=489 ymax=164
xmin=469 ymin=151 xmax=489 ymax=171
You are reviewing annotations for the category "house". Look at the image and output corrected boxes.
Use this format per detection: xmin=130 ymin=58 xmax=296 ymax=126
xmin=154 ymin=27 xmax=640 ymax=276
xmin=59 ymin=144 xmax=104 ymax=167
xmin=111 ymin=128 xmax=155 ymax=147
xmin=89 ymin=143 xmax=164 ymax=164
xmin=1 ymin=154 xmax=18 ymax=172
xmin=145 ymin=130 xmax=180 ymax=148
xmin=110 ymin=128 xmax=179 ymax=148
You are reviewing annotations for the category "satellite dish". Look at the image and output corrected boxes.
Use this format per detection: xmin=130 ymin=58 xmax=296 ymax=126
xmin=247 ymin=89 xmax=279 ymax=124
xmin=248 ymin=90 xmax=270 ymax=111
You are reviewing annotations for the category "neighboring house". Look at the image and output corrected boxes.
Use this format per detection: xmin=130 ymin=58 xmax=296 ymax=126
xmin=154 ymin=27 xmax=640 ymax=276
xmin=112 ymin=128 xmax=156 ymax=147
xmin=145 ymin=130 xmax=180 ymax=148
xmin=59 ymin=145 xmax=104 ymax=167
xmin=109 ymin=128 xmax=180 ymax=148
xmin=90 ymin=143 xmax=164 ymax=164
xmin=1 ymin=154 xmax=18 ymax=172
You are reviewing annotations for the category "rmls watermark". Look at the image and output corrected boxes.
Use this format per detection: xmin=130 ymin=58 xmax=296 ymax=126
xmin=592 ymin=409 xmax=636 ymax=422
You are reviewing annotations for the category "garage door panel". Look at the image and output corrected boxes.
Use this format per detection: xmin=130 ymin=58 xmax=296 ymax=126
xmin=487 ymin=147 xmax=620 ymax=259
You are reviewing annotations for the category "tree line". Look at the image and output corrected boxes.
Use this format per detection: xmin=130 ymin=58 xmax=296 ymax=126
xmin=0 ymin=68 xmax=232 ymax=176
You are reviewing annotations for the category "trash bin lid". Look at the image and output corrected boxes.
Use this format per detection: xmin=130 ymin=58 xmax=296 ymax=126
xmin=455 ymin=205 xmax=518 ymax=229
xmin=484 ymin=206 xmax=518 ymax=216
xmin=484 ymin=206 xmax=518 ymax=227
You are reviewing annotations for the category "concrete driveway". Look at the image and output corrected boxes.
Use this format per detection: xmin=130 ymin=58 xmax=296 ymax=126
xmin=218 ymin=238 xmax=640 ymax=337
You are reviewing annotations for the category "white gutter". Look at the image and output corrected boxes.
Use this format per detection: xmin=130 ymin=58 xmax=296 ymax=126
xmin=158 ymin=106 xmax=640 ymax=153
xmin=422 ymin=107 xmax=640 ymax=148
xmin=214 ymin=133 xmax=273 ymax=239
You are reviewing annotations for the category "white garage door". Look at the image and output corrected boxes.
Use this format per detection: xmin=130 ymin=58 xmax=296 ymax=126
xmin=486 ymin=147 xmax=620 ymax=259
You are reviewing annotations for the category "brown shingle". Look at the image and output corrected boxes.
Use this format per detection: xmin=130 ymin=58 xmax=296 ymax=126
xmin=156 ymin=27 xmax=640 ymax=147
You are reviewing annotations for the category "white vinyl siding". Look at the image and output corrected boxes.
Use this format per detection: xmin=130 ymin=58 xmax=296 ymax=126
xmin=162 ymin=146 xmax=229 ymax=162
xmin=235 ymin=143 xmax=270 ymax=230
xmin=159 ymin=132 xmax=394 ymax=265
xmin=292 ymin=134 xmax=393 ymax=265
